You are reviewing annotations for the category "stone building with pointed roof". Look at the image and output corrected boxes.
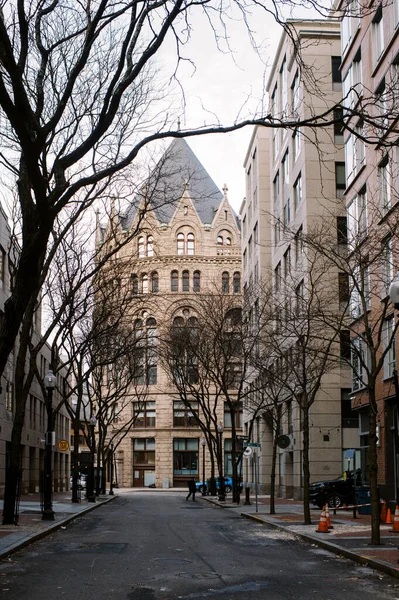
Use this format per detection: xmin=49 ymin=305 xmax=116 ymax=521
xmin=101 ymin=139 xmax=242 ymax=488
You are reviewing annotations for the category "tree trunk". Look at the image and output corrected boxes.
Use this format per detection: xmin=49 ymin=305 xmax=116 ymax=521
xmin=367 ymin=392 xmax=380 ymax=545
xmin=71 ymin=421 xmax=81 ymax=503
xmin=2 ymin=426 xmax=23 ymax=524
xmin=302 ymin=405 xmax=311 ymax=525
xmin=270 ymin=431 xmax=279 ymax=515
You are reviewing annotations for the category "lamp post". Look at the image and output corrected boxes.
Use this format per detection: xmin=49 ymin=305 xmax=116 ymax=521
xmin=86 ymin=415 xmax=97 ymax=503
xmin=201 ymin=438 xmax=206 ymax=496
xmin=109 ymin=441 xmax=114 ymax=495
xmin=42 ymin=370 xmax=56 ymax=521
xmin=389 ymin=274 xmax=399 ymax=506
xmin=217 ymin=423 xmax=225 ymax=502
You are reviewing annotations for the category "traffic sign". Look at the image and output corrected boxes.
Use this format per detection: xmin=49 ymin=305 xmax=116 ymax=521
xmin=246 ymin=442 xmax=261 ymax=448
xmin=58 ymin=440 xmax=69 ymax=451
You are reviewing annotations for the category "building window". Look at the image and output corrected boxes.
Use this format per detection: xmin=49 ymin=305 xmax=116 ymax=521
xmin=5 ymin=381 xmax=13 ymax=412
xmin=295 ymin=280 xmax=305 ymax=315
xmin=352 ymin=335 xmax=368 ymax=391
xmin=273 ymin=172 xmax=280 ymax=216
xmin=133 ymin=438 xmax=155 ymax=465
xmin=233 ymin=272 xmax=241 ymax=294
xmin=138 ymin=236 xmax=145 ymax=257
xmin=224 ymin=403 xmax=243 ymax=428
xmin=283 ymin=247 xmax=291 ymax=279
xmin=283 ymin=198 xmax=291 ymax=227
xmin=294 ymin=226 xmax=304 ymax=265
xmin=141 ymin=273 xmax=149 ymax=294
xmin=351 ymin=263 xmax=371 ymax=319
xmin=0 ymin=247 xmax=5 ymax=290
xmin=171 ymin=270 xmax=179 ymax=292
xmin=134 ymin=401 xmax=156 ymax=427
xmin=282 ymin=150 xmax=289 ymax=183
xmin=331 ymin=56 xmax=342 ymax=90
xmin=335 ymin=162 xmax=346 ymax=198
xmin=173 ymin=438 xmax=198 ymax=475
xmin=222 ymin=271 xmax=230 ymax=294
xmin=293 ymin=173 xmax=302 ymax=210
xmin=372 ymin=4 xmax=384 ymax=63
xmin=182 ymin=270 xmax=190 ymax=292
xmin=147 ymin=236 xmax=154 ymax=257
xmin=274 ymin=263 xmax=281 ymax=291
xmin=383 ymin=316 xmax=396 ymax=379
xmin=334 ymin=108 xmax=344 ymax=144
xmin=173 ymin=402 xmax=199 ymax=427
xmin=151 ymin=272 xmax=159 ymax=293
xmin=382 ymin=238 xmax=393 ymax=298
xmin=378 ymin=156 xmax=391 ymax=215
xmin=347 ymin=187 xmax=367 ymax=246
xmin=132 ymin=274 xmax=139 ymax=295
xmin=134 ymin=317 xmax=158 ymax=385
xmin=187 ymin=233 xmax=195 ymax=255
xmin=291 ymin=71 xmax=300 ymax=114
xmin=177 ymin=233 xmax=185 ymax=255
xmin=293 ymin=128 xmax=301 ymax=161
xmin=193 ymin=271 xmax=201 ymax=292
xmin=337 ymin=216 xmax=347 ymax=245
xmin=341 ymin=389 xmax=357 ymax=428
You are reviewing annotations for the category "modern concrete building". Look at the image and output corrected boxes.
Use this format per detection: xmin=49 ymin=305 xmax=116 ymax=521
xmin=338 ymin=0 xmax=399 ymax=501
xmin=100 ymin=139 xmax=243 ymax=488
xmin=241 ymin=19 xmax=356 ymax=499
xmin=0 ymin=203 xmax=71 ymax=497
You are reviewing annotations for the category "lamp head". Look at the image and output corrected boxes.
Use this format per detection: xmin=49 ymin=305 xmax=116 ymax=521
xmin=44 ymin=370 xmax=56 ymax=390
xmin=217 ymin=423 xmax=224 ymax=433
xmin=89 ymin=415 xmax=97 ymax=427
xmin=201 ymin=438 xmax=206 ymax=447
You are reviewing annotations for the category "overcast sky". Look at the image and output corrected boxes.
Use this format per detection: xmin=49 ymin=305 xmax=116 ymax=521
xmin=160 ymin=2 xmax=332 ymax=214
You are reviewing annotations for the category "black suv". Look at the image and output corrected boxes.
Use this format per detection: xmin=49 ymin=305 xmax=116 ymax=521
xmin=309 ymin=470 xmax=362 ymax=509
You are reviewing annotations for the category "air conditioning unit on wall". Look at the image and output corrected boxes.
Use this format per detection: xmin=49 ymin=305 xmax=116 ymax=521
xmin=277 ymin=434 xmax=295 ymax=451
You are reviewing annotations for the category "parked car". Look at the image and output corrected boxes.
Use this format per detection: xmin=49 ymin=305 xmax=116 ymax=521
xmin=70 ymin=474 xmax=87 ymax=490
xmin=195 ymin=476 xmax=242 ymax=495
xmin=309 ymin=470 xmax=362 ymax=509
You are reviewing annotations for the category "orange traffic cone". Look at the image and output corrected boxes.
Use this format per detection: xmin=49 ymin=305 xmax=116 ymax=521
xmin=325 ymin=505 xmax=333 ymax=529
xmin=380 ymin=500 xmax=387 ymax=524
xmin=316 ymin=507 xmax=329 ymax=533
xmin=386 ymin=507 xmax=393 ymax=525
xmin=391 ymin=506 xmax=399 ymax=532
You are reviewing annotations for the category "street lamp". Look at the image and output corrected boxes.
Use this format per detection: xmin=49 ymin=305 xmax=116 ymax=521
xmin=201 ymin=439 xmax=206 ymax=496
xmin=86 ymin=415 xmax=97 ymax=503
xmin=217 ymin=423 xmax=225 ymax=502
xmin=42 ymin=370 xmax=56 ymax=521
xmin=109 ymin=441 xmax=115 ymax=496
xmin=389 ymin=274 xmax=399 ymax=506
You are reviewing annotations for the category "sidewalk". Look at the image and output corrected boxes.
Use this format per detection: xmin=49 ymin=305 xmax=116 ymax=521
xmin=0 ymin=491 xmax=115 ymax=559
xmin=203 ymin=493 xmax=399 ymax=579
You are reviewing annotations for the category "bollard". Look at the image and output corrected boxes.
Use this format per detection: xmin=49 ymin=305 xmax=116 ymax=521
xmin=244 ymin=486 xmax=251 ymax=505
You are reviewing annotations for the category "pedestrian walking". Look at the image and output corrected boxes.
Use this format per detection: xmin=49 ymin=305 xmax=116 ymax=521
xmin=186 ymin=478 xmax=197 ymax=501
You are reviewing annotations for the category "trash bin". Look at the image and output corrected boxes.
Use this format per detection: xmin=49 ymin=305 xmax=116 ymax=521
xmin=356 ymin=487 xmax=371 ymax=514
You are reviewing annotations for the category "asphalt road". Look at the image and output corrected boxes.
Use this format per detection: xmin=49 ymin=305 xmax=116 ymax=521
xmin=1 ymin=491 xmax=399 ymax=600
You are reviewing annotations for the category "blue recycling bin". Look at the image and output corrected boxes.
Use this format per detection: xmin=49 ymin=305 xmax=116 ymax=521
xmin=356 ymin=487 xmax=371 ymax=514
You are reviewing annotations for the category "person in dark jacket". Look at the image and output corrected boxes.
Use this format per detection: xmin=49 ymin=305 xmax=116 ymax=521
xmin=186 ymin=478 xmax=197 ymax=501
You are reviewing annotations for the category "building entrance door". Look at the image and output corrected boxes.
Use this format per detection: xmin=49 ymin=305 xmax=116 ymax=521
xmin=133 ymin=469 xmax=155 ymax=487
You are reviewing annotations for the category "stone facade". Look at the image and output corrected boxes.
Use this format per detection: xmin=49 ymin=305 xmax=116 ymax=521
xmin=101 ymin=139 xmax=242 ymax=488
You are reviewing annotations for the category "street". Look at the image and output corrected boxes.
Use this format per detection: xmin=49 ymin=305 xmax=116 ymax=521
xmin=1 ymin=491 xmax=398 ymax=600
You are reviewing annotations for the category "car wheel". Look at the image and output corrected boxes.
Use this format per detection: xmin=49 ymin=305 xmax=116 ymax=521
xmin=198 ymin=484 xmax=207 ymax=494
xmin=224 ymin=485 xmax=232 ymax=493
xmin=327 ymin=493 xmax=343 ymax=508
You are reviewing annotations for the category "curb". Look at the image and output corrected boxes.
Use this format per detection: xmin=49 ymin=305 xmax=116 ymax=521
xmin=241 ymin=511 xmax=399 ymax=580
xmin=0 ymin=495 xmax=117 ymax=560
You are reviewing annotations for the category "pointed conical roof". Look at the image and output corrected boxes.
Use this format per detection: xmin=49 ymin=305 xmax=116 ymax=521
xmin=122 ymin=138 xmax=223 ymax=229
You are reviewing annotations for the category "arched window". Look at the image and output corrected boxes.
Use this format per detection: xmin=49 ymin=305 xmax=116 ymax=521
xmin=177 ymin=233 xmax=185 ymax=255
xmin=171 ymin=313 xmax=199 ymax=385
xmin=182 ymin=270 xmax=190 ymax=292
xmin=147 ymin=236 xmax=154 ymax=257
xmin=173 ymin=316 xmax=185 ymax=327
xmin=187 ymin=233 xmax=195 ymax=255
xmin=193 ymin=271 xmax=201 ymax=292
xmin=171 ymin=270 xmax=179 ymax=292
xmin=142 ymin=273 xmax=149 ymax=294
xmin=217 ymin=235 xmax=223 ymax=245
xmin=226 ymin=237 xmax=232 ymax=246
xmin=222 ymin=271 xmax=230 ymax=294
xmin=132 ymin=274 xmax=138 ymax=295
xmin=151 ymin=272 xmax=159 ymax=293
xmin=134 ymin=317 xmax=158 ymax=385
xmin=233 ymin=272 xmax=241 ymax=294
xmin=138 ymin=237 xmax=145 ymax=257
